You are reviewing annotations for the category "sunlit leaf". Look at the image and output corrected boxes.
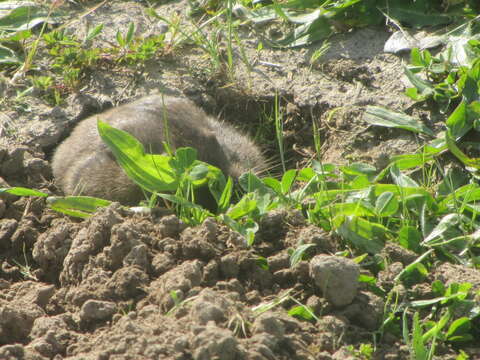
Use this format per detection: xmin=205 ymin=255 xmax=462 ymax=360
xmin=365 ymin=106 xmax=434 ymax=136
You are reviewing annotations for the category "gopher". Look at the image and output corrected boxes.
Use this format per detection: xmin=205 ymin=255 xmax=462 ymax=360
xmin=52 ymin=95 xmax=266 ymax=205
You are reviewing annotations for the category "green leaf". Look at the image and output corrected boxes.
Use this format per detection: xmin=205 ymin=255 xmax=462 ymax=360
xmin=216 ymin=176 xmax=233 ymax=214
xmin=340 ymin=162 xmax=377 ymax=178
xmin=404 ymin=66 xmax=435 ymax=100
xmin=125 ymin=22 xmax=135 ymax=45
xmin=375 ymin=191 xmax=399 ymax=216
xmin=397 ymin=225 xmax=422 ymax=252
xmin=386 ymin=6 xmax=451 ymax=28
xmin=288 ymin=305 xmax=315 ymax=321
xmin=263 ymin=177 xmax=282 ymax=194
xmin=322 ymin=202 xmax=376 ymax=218
xmin=446 ymin=101 xmax=470 ymax=140
xmin=422 ymin=311 xmax=450 ymax=342
xmin=270 ymin=10 xmax=333 ymax=48
xmin=390 ymin=165 xmax=419 ymax=188
xmin=281 ymin=169 xmax=297 ymax=194
xmin=239 ymin=172 xmax=273 ymax=196
xmin=290 ymin=243 xmax=315 ymax=267
xmin=446 ymin=317 xmax=471 ymax=342
xmin=47 ymin=196 xmax=111 ymax=218
xmin=423 ymin=213 xmax=467 ymax=245
xmin=0 ymin=44 xmax=21 ymax=64
xmin=445 ymin=130 xmax=480 ymax=170
xmin=364 ymin=106 xmax=434 ymax=136
xmin=97 ymin=120 xmax=177 ymax=194
xmin=411 ymin=312 xmax=428 ymax=360
xmin=0 ymin=4 xmax=62 ymax=32
xmin=0 ymin=187 xmax=48 ymax=197
xmin=390 ymin=153 xmax=435 ymax=170
xmin=336 ymin=216 xmax=386 ymax=253
xmin=227 ymin=194 xmax=257 ymax=220
xmin=85 ymin=24 xmax=103 ymax=42
xmin=116 ymin=29 xmax=124 ymax=47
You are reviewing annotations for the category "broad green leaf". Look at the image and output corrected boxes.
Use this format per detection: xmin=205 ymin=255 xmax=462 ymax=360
xmin=116 ymin=29 xmax=124 ymax=47
xmin=438 ymin=183 xmax=480 ymax=208
xmin=375 ymin=191 xmax=399 ymax=216
xmin=386 ymin=6 xmax=451 ymax=28
xmin=0 ymin=44 xmax=21 ymax=64
xmin=390 ymin=153 xmax=434 ymax=170
xmin=206 ymin=168 xmax=227 ymax=207
xmin=0 ymin=4 xmax=63 ymax=32
xmin=404 ymin=66 xmax=435 ymax=100
xmin=370 ymin=184 xmax=434 ymax=206
xmin=364 ymin=106 xmax=434 ymax=136
xmin=422 ymin=312 xmax=450 ymax=342
xmin=312 ymin=189 xmax=359 ymax=206
xmin=271 ymin=13 xmax=332 ymax=48
xmin=423 ymin=213 xmax=467 ymax=245
xmin=436 ymin=167 xmax=469 ymax=197
xmin=446 ymin=318 xmax=471 ymax=342
xmin=290 ymin=243 xmax=315 ymax=267
xmin=281 ymin=169 xmax=297 ymax=194
xmin=263 ymin=177 xmax=282 ymax=194
xmin=189 ymin=163 xmax=209 ymax=182
xmin=446 ymin=101 xmax=470 ymax=140
xmin=97 ymin=120 xmax=177 ymax=193
xmin=0 ymin=187 xmax=48 ymax=197
xmin=322 ymin=202 xmax=376 ymax=218
xmin=398 ymin=225 xmax=422 ymax=252
xmin=216 ymin=176 xmax=233 ymax=214
xmin=239 ymin=172 xmax=271 ymax=195
xmin=47 ymin=196 xmax=111 ymax=218
xmin=390 ymin=165 xmax=419 ymax=188
xmin=221 ymin=215 xmax=258 ymax=246
xmin=125 ymin=22 xmax=135 ymax=45
xmin=336 ymin=216 xmax=386 ymax=253
xmin=227 ymin=194 xmax=257 ymax=220
xmin=340 ymin=162 xmax=376 ymax=178
xmin=85 ymin=24 xmax=103 ymax=42
xmin=445 ymin=130 xmax=480 ymax=169
xmin=412 ymin=312 xmax=428 ymax=360
xmin=288 ymin=305 xmax=315 ymax=321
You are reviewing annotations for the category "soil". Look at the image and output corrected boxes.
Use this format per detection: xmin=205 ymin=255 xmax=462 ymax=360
xmin=0 ymin=1 xmax=479 ymax=359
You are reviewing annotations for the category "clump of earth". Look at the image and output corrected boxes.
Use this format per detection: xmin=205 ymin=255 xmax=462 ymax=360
xmin=0 ymin=1 xmax=477 ymax=359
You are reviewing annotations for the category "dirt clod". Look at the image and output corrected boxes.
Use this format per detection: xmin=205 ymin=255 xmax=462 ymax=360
xmin=310 ymin=255 xmax=360 ymax=307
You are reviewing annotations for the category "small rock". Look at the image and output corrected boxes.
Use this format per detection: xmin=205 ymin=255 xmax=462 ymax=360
xmin=0 ymin=344 xmax=25 ymax=360
xmin=106 ymin=266 xmax=149 ymax=300
xmin=219 ymin=253 xmax=240 ymax=278
xmin=309 ymin=255 xmax=360 ymax=307
xmin=252 ymin=312 xmax=285 ymax=338
xmin=190 ymin=289 xmax=230 ymax=325
xmin=123 ymin=244 xmax=149 ymax=271
xmin=316 ymin=315 xmax=349 ymax=351
xmin=1 ymin=146 xmax=27 ymax=177
xmin=191 ymin=322 xmax=245 ymax=360
xmin=0 ymin=299 xmax=44 ymax=344
xmin=296 ymin=225 xmax=336 ymax=252
xmin=80 ymin=300 xmax=117 ymax=323
xmin=0 ymin=219 xmax=18 ymax=249
xmin=158 ymin=214 xmax=185 ymax=238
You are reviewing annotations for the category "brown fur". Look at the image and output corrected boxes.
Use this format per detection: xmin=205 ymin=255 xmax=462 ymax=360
xmin=52 ymin=95 xmax=266 ymax=205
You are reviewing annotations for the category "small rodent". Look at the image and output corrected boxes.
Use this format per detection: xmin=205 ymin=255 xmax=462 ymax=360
xmin=52 ymin=94 xmax=266 ymax=205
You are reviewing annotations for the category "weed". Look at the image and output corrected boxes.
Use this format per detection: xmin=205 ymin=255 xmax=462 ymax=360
xmin=12 ymin=243 xmax=38 ymax=281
